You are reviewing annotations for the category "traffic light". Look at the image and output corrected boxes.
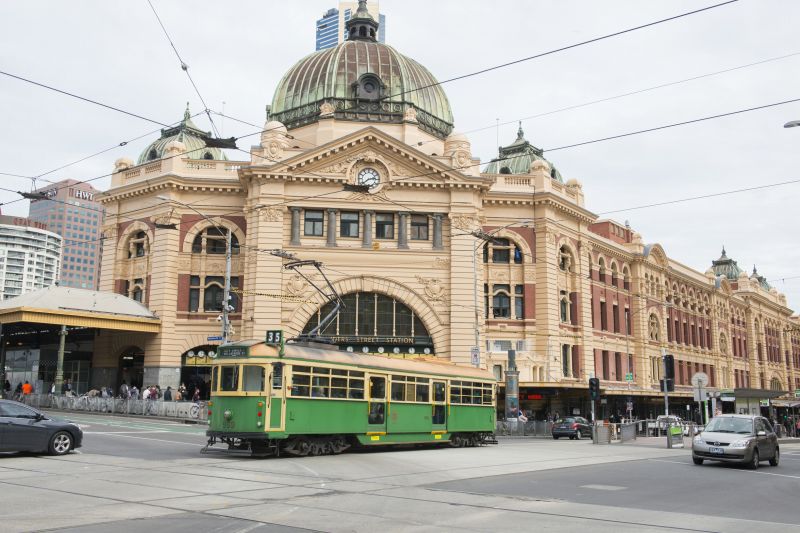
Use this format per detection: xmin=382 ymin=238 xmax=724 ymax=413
xmin=660 ymin=379 xmax=675 ymax=392
xmin=588 ymin=377 xmax=600 ymax=400
xmin=663 ymin=354 xmax=675 ymax=380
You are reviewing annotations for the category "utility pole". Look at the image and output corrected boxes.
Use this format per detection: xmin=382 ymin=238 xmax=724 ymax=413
xmin=221 ymin=227 xmax=233 ymax=344
xmin=54 ymin=325 xmax=67 ymax=395
xmin=662 ymin=347 xmax=670 ymax=417
xmin=0 ymin=324 xmax=5 ymax=399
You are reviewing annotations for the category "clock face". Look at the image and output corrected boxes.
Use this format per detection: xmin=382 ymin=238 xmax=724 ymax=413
xmin=357 ymin=167 xmax=380 ymax=188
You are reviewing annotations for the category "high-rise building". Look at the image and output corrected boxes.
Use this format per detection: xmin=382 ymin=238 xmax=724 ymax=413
xmin=27 ymin=179 xmax=104 ymax=289
xmin=0 ymin=216 xmax=62 ymax=300
xmin=316 ymin=1 xmax=385 ymax=50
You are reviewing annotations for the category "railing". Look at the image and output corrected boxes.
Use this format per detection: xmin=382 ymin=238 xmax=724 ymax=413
xmin=20 ymin=394 xmax=208 ymax=422
xmin=495 ymin=420 xmax=554 ymax=437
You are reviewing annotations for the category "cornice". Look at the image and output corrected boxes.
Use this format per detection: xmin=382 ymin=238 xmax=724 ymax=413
xmin=99 ymin=175 xmax=243 ymax=204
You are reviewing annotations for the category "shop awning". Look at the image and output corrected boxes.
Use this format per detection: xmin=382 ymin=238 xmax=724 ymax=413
xmin=733 ymin=388 xmax=786 ymax=400
xmin=0 ymin=286 xmax=160 ymax=333
xmin=771 ymin=399 xmax=800 ymax=408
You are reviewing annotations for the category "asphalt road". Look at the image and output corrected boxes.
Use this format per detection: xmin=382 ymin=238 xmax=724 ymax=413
xmin=430 ymin=444 xmax=800 ymax=526
xmin=2 ymin=410 xmax=799 ymax=532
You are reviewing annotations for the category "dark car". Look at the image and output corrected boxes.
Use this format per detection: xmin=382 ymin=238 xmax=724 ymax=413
xmin=692 ymin=414 xmax=779 ymax=469
xmin=552 ymin=417 xmax=592 ymax=440
xmin=0 ymin=399 xmax=83 ymax=455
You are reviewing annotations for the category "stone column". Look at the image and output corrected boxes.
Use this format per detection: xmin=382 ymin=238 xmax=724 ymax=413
xmin=432 ymin=214 xmax=443 ymax=250
xmin=398 ymin=212 xmax=409 ymax=249
xmin=326 ymin=209 xmax=337 ymax=247
xmin=362 ymin=211 xmax=373 ymax=248
xmin=290 ymin=207 xmax=301 ymax=246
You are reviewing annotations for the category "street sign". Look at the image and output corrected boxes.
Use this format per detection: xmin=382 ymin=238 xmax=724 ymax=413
xmin=759 ymin=399 xmax=770 ymax=407
xmin=795 ymin=389 xmax=800 ymax=399
xmin=691 ymin=372 xmax=709 ymax=388
xmin=625 ymin=373 xmax=634 ymax=382
xmin=207 ymin=336 xmax=223 ymax=341
xmin=693 ymin=388 xmax=707 ymax=402
xmin=626 ymin=401 xmax=633 ymax=411
xmin=470 ymin=346 xmax=480 ymax=366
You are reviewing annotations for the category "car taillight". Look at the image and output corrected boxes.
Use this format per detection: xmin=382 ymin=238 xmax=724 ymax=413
xmin=571 ymin=423 xmax=579 ymax=429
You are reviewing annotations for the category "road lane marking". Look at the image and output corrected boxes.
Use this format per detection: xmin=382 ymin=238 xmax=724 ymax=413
xmin=579 ymin=484 xmax=627 ymax=491
xmin=83 ymin=431 xmax=169 ymax=434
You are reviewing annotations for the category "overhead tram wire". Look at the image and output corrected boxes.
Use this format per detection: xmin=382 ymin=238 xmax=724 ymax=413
xmin=378 ymin=0 xmax=740 ymax=102
xmin=416 ymin=50 xmax=800 ymax=147
xmin=145 ymin=0 xmax=220 ymax=137
xmin=0 ymin=70 xmax=170 ymax=127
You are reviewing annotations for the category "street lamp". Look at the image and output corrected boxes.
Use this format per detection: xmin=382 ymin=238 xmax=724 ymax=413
xmin=156 ymin=195 xmax=234 ymax=344
xmin=469 ymin=219 xmax=533 ymax=367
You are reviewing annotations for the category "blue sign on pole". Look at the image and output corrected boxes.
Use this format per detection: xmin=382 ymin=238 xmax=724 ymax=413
xmin=207 ymin=336 xmax=223 ymax=341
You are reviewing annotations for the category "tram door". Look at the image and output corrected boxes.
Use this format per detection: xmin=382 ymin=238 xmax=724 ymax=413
xmin=268 ymin=363 xmax=285 ymax=431
xmin=367 ymin=375 xmax=387 ymax=434
xmin=432 ymin=381 xmax=447 ymax=431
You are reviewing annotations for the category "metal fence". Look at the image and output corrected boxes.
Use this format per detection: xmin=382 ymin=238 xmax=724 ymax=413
xmin=19 ymin=394 xmax=208 ymax=422
xmin=495 ymin=420 xmax=554 ymax=437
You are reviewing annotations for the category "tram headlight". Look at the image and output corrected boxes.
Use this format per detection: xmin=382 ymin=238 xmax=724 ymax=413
xmin=223 ymin=409 xmax=233 ymax=420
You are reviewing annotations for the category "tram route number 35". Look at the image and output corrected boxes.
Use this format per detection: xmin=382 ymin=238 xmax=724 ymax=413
xmin=266 ymin=330 xmax=283 ymax=345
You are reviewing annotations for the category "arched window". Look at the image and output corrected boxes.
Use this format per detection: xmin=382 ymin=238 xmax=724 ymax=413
xmin=622 ymin=266 xmax=631 ymax=290
xmin=560 ymin=291 xmax=570 ymax=323
xmin=493 ymin=290 xmax=511 ymax=318
xmin=770 ymin=377 xmax=782 ymax=391
xmin=610 ymin=263 xmax=619 ymax=287
xmin=132 ymin=286 xmax=143 ymax=303
xmin=483 ymin=238 xmax=522 ymax=264
xmin=301 ymin=292 xmax=433 ymax=354
xmin=203 ymin=152 xmax=213 ymax=160
xmin=192 ymin=227 xmax=240 ymax=255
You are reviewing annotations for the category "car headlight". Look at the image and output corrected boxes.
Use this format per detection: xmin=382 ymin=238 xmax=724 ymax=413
xmin=730 ymin=439 xmax=752 ymax=449
xmin=693 ymin=436 xmax=704 ymax=444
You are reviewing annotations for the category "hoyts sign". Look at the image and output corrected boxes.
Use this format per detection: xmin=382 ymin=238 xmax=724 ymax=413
xmin=74 ymin=189 xmax=94 ymax=201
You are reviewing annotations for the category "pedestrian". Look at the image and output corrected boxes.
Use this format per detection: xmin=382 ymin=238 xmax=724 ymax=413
xmin=192 ymin=387 xmax=200 ymax=402
xmin=61 ymin=378 xmax=72 ymax=396
xmin=178 ymin=382 xmax=187 ymax=401
xmin=3 ymin=379 xmax=11 ymax=397
xmin=142 ymin=386 xmax=151 ymax=401
xmin=119 ymin=380 xmax=129 ymax=399
xmin=49 ymin=382 xmax=56 ymax=395
xmin=155 ymin=385 xmax=162 ymax=400
xmin=100 ymin=386 xmax=109 ymax=399
xmin=163 ymin=386 xmax=173 ymax=402
xmin=130 ymin=385 xmax=139 ymax=400
xmin=14 ymin=382 xmax=22 ymax=400
xmin=21 ymin=380 xmax=32 ymax=396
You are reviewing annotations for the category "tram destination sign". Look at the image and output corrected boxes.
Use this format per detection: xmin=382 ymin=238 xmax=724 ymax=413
xmin=328 ymin=335 xmax=432 ymax=345
xmin=217 ymin=346 xmax=248 ymax=358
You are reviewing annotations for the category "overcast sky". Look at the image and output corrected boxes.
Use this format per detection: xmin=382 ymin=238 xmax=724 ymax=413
xmin=1 ymin=1 xmax=799 ymax=309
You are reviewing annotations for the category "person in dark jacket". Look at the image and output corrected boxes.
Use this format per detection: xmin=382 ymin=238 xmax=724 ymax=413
xmin=163 ymin=386 xmax=173 ymax=401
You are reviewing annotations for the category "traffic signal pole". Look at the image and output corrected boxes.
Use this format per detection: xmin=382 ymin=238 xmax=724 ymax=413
xmin=662 ymin=347 xmax=670 ymax=417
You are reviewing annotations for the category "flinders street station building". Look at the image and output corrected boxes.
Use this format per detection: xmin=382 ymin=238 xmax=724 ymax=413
xmin=82 ymin=2 xmax=799 ymax=420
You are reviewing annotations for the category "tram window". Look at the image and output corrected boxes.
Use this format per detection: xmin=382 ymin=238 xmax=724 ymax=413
xmin=331 ymin=377 xmax=348 ymax=398
xmin=313 ymin=367 xmax=330 ymax=375
xmin=311 ymin=376 xmax=330 ymax=397
xmin=211 ymin=366 xmax=219 ymax=392
xmin=291 ymin=373 xmax=310 ymax=396
xmin=391 ymin=381 xmax=405 ymax=401
xmin=369 ymin=376 xmax=385 ymax=399
xmin=220 ymin=366 xmax=239 ymax=392
xmin=433 ymin=382 xmax=446 ymax=402
xmin=349 ymin=370 xmax=364 ymax=377
xmin=450 ymin=381 xmax=493 ymax=405
xmin=348 ymin=377 xmax=364 ymax=399
xmin=272 ymin=363 xmax=283 ymax=389
xmin=416 ymin=383 xmax=430 ymax=402
xmin=331 ymin=368 xmax=347 ymax=376
xmin=242 ymin=366 xmax=265 ymax=392
xmin=294 ymin=365 xmax=311 ymax=373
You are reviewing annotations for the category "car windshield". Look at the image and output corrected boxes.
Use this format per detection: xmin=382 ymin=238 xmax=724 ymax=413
xmin=705 ymin=417 xmax=753 ymax=434
xmin=556 ymin=418 xmax=576 ymax=424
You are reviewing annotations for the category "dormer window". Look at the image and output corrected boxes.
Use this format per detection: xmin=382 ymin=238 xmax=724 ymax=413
xmin=148 ymin=149 xmax=158 ymax=161
xmin=354 ymin=74 xmax=384 ymax=101
xmin=203 ymin=152 xmax=213 ymax=160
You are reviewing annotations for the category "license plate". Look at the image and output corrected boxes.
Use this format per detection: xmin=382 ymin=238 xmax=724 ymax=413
xmin=709 ymin=447 xmax=724 ymax=455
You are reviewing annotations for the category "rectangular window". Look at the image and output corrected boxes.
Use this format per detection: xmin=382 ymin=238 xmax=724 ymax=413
xmin=304 ymin=210 xmax=324 ymax=236
xmin=220 ymin=366 xmax=239 ymax=392
xmin=562 ymin=344 xmax=570 ymax=377
xmin=242 ymin=365 xmax=265 ymax=392
xmin=625 ymin=308 xmax=631 ymax=335
xmin=492 ymin=238 xmax=510 ymax=263
xmin=340 ymin=212 xmax=359 ymax=238
xmin=612 ymin=304 xmax=619 ymax=333
xmin=614 ymin=352 xmax=622 ymax=380
xmin=410 ymin=214 xmax=429 ymax=240
xmin=514 ymin=285 xmax=524 ymax=319
xmin=600 ymin=301 xmax=608 ymax=331
xmin=376 ymin=213 xmax=394 ymax=239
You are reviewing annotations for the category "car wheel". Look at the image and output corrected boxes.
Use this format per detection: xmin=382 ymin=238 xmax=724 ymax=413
xmin=769 ymin=448 xmax=780 ymax=467
xmin=49 ymin=431 xmax=73 ymax=456
xmin=692 ymin=456 xmax=703 ymax=465
xmin=552 ymin=435 xmax=559 ymax=440
xmin=748 ymin=449 xmax=759 ymax=470
xmin=575 ymin=430 xmax=581 ymax=440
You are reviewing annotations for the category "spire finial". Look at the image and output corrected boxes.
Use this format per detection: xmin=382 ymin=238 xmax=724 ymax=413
xmin=721 ymin=246 xmax=726 ymax=258
xmin=516 ymin=121 xmax=525 ymax=141
xmin=752 ymin=265 xmax=758 ymax=275
xmin=184 ymin=102 xmax=190 ymax=121
xmin=346 ymin=0 xmax=379 ymax=41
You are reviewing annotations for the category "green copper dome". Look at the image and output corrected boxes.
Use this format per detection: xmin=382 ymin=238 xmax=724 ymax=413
xmin=710 ymin=247 xmax=744 ymax=281
xmin=485 ymin=124 xmax=563 ymax=182
xmin=137 ymin=104 xmax=227 ymax=165
xmin=269 ymin=40 xmax=454 ymax=138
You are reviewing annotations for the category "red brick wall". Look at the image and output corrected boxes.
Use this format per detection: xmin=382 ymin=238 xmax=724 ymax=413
xmin=176 ymin=274 xmax=190 ymax=312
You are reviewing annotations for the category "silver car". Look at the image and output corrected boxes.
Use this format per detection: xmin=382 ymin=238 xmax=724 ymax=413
xmin=692 ymin=414 xmax=779 ymax=469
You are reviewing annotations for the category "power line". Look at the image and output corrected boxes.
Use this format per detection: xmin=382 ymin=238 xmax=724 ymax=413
xmin=145 ymin=0 xmax=220 ymax=137
xmin=544 ymin=96 xmax=800 ymax=152
xmin=0 ymin=69 xmax=169 ymax=127
xmin=380 ymin=0 xmax=740 ymax=102
xmin=419 ymin=50 xmax=800 ymax=146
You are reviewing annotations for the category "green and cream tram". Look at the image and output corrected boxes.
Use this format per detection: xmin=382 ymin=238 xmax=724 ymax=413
xmin=205 ymin=338 xmax=497 ymax=456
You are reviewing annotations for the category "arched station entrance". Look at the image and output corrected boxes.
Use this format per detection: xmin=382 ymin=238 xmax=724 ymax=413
xmin=181 ymin=345 xmax=218 ymax=400
xmin=301 ymin=291 xmax=434 ymax=356
xmin=118 ymin=346 xmax=144 ymax=389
